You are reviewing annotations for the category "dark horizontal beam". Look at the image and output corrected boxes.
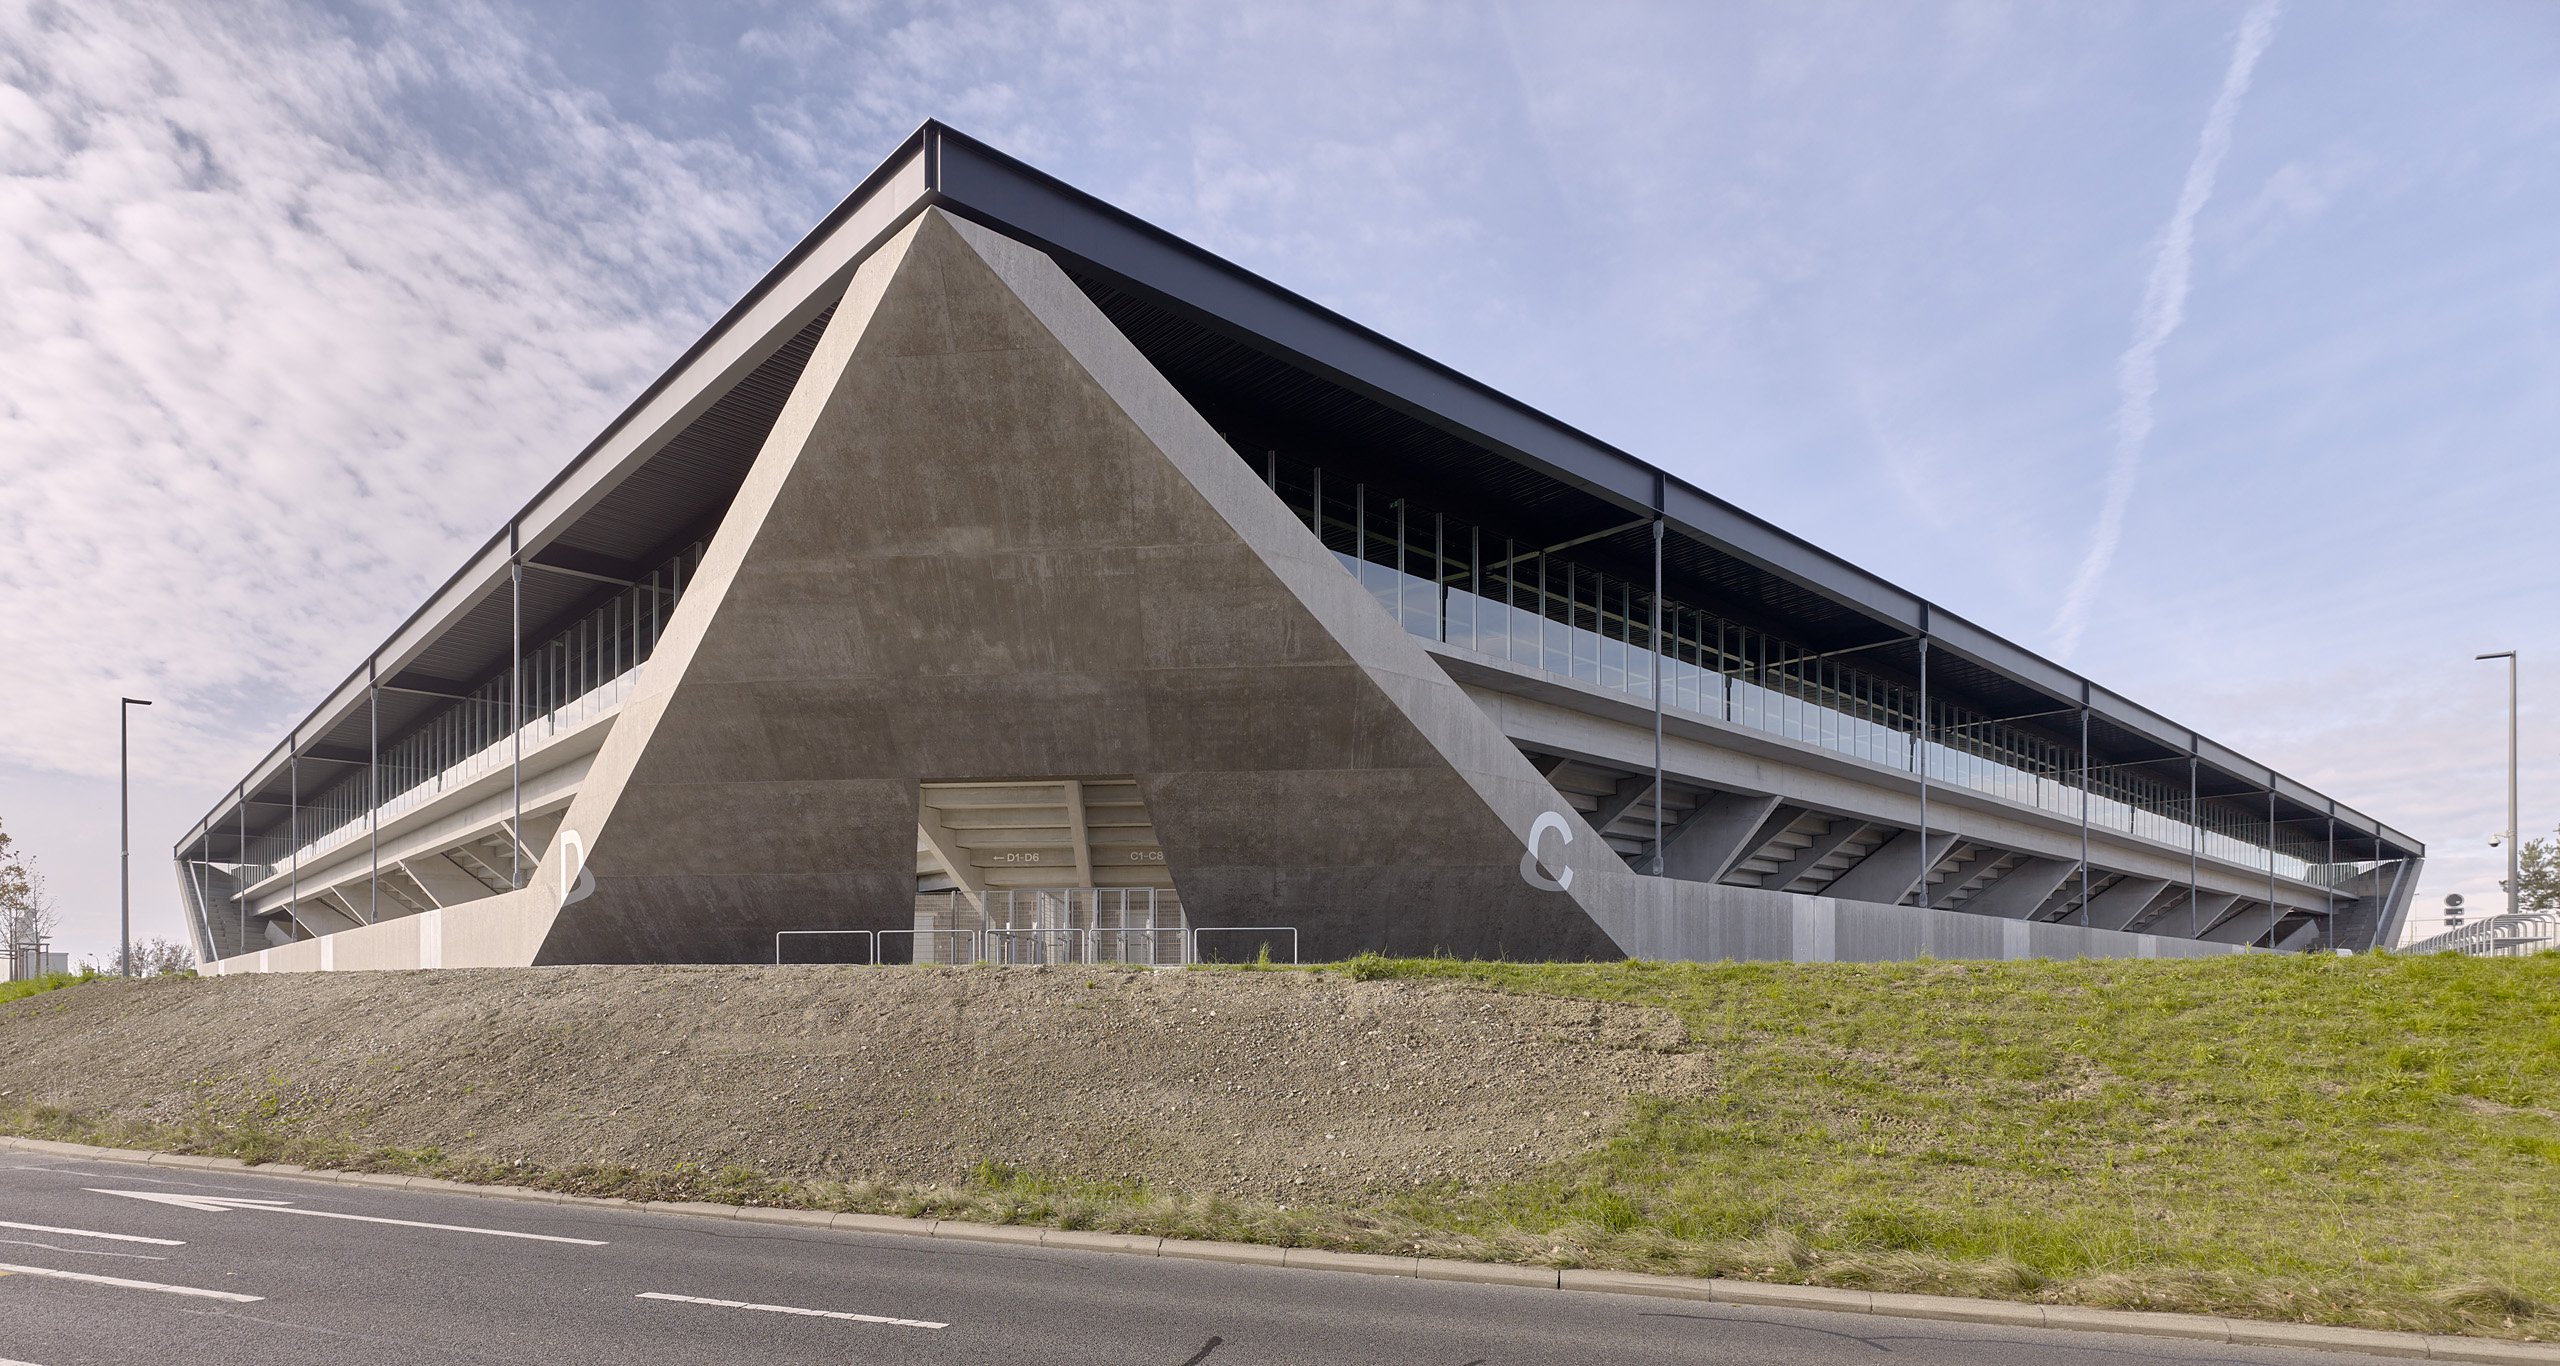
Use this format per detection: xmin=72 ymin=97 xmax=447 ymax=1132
xmin=525 ymin=545 xmax=645 ymax=587
xmin=382 ymin=672 xmax=478 ymax=700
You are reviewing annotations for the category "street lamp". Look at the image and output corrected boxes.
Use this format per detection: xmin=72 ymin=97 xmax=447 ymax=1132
xmin=2477 ymin=652 xmax=2518 ymax=919
xmin=120 ymin=697 xmax=152 ymax=977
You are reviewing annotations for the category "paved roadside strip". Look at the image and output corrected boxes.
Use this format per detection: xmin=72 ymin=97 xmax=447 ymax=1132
xmin=3 ymin=1135 xmax=2548 ymax=1364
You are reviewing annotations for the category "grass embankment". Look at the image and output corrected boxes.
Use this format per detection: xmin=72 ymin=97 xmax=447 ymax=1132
xmin=1356 ymin=953 xmax=2560 ymax=1337
xmin=6 ymin=954 xmax=2555 ymax=1339
xmin=0 ymin=970 xmax=96 ymax=1007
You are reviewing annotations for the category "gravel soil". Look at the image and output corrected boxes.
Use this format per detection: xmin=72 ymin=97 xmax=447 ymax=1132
xmin=0 ymin=967 xmax=1706 ymax=1201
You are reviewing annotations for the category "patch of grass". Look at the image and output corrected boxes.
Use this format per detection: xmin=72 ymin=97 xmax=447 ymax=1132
xmin=0 ymin=970 xmax=100 ymax=1007
xmin=1336 ymin=952 xmax=2560 ymax=1338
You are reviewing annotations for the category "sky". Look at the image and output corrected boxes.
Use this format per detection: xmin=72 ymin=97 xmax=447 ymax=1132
xmin=3 ymin=0 xmax=2555 ymax=963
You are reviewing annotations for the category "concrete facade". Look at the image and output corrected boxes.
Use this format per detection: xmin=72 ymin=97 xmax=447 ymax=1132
xmin=528 ymin=210 xmax=1617 ymax=964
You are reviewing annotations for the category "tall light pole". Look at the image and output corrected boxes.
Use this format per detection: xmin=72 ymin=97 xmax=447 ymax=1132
xmin=2477 ymin=652 xmax=2518 ymax=918
xmin=120 ymin=697 xmax=153 ymax=977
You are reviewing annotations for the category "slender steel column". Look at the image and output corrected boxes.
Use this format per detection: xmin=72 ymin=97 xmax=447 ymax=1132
xmin=1536 ymin=548 xmax=1547 ymax=668
xmin=120 ymin=702 xmax=127 ymax=974
xmin=1434 ymin=512 xmax=1446 ymax=643
xmin=1649 ymin=517 xmax=1665 ymax=873
xmin=1468 ymin=525 xmax=1481 ymax=637
xmin=1355 ymin=484 xmax=1366 ymax=601
xmin=1916 ymin=637 xmax=1932 ymax=907
xmin=119 ymin=698 xmax=150 ymax=974
xmin=288 ymin=730 xmax=300 ymax=933
xmin=2268 ymin=788 xmax=2279 ymax=938
xmin=2477 ymin=651 xmax=2520 ymax=917
xmin=187 ymin=858 xmax=208 ymax=965
xmin=236 ymin=783 xmax=247 ymax=951
xmin=2188 ymin=748 xmax=2201 ymax=936
xmin=2326 ymin=811 xmax=2337 ymax=952
xmin=368 ymin=661 xmax=379 ymax=924
xmin=1719 ymin=619 xmax=1731 ymax=721
xmin=510 ymin=536 xmax=524 ymax=890
xmin=2077 ymin=705 xmax=2092 ymax=925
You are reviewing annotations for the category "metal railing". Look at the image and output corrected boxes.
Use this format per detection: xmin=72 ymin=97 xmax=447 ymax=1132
xmin=773 ymin=929 xmax=876 ymax=965
xmin=881 ymin=927 xmax=984 ymax=964
xmin=2402 ymin=913 xmax=2560 ymax=957
xmin=765 ymin=911 xmax=1301 ymax=969
xmin=1270 ymin=454 xmax=2374 ymax=891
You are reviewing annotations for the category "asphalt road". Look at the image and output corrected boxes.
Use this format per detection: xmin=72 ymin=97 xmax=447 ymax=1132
xmin=0 ymin=1154 xmax=2406 ymax=1364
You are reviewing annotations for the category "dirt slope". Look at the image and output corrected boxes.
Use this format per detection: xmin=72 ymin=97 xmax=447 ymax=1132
xmin=0 ymin=966 xmax=1706 ymax=1200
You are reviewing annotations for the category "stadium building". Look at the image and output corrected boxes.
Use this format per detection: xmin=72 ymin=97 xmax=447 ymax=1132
xmin=171 ymin=124 xmax=2423 ymax=973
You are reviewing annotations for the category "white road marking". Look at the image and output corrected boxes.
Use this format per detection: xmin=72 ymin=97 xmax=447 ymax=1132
xmin=0 ymin=1239 xmax=167 ymax=1262
xmin=636 ymin=1291 xmax=948 ymax=1330
xmin=87 ymin=1189 xmax=606 ymax=1246
xmin=0 ymin=1220 xmax=184 ymax=1246
xmin=0 ymin=1261 xmax=263 ymax=1302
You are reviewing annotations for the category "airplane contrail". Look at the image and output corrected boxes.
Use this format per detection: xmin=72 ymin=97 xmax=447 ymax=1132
xmin=2050 ymin=0 xmax=2282 ymax=659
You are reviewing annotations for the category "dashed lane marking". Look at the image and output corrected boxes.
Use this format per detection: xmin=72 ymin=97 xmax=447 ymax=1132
xmin=0 ymin=1261 xmax=262 ymax=1302
xmin=636 ymin=1291 xmax=947 ymax=1330
xmin=88 ymin=1189 xmax=605 ymax=1245
xmin=0 ymin=1220 xmax=183 ymax=1246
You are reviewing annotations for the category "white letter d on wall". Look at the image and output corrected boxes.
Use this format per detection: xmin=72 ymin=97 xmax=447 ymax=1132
xmin=559 ymin=829 xmax=596 ymax=906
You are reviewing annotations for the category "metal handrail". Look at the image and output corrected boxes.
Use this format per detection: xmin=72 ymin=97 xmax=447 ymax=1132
xmin=879 ymin=927 xmax=981 ymax=965
xmin=772 ymin=929 xmax=875 ymax=965
xmin=1189 ymin=926 xmax=1299 ymax=965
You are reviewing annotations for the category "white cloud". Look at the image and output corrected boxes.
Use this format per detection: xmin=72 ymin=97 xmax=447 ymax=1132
xmin=0 ymin=0 xmax=798 ymax=792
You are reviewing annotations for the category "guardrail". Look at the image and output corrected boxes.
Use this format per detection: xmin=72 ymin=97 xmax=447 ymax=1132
xmin=769 ymin=922 xmax=1299 ymax=967
xmin=772 ymin=929 xmax=875 ymax=965
xmin=878 ymin=927 xmax=982 ymax=965
xmin=1188 ymin=926 xmax=1299 ymax=965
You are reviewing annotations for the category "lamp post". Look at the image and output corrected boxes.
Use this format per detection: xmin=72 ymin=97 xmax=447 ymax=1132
xmin=2477 ymin=652 xmax=2518 ymax=918
xmin=120 ymin=697 xmax=153 ymax=977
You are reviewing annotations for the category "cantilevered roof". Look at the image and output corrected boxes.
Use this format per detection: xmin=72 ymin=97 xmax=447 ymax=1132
xmin=176 ymin=121 xmax=2423 ymax=863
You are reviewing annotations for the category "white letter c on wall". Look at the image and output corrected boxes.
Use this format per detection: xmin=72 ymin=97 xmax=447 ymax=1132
xmin=1519 ymin=810 xmax=1574 ymax=892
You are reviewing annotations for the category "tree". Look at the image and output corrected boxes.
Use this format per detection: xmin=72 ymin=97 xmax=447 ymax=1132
xmin=0 ymin=818 xmax=59 ymax=952
xmin=89 ymin=938 xmax=195 ymax=978
xmin=2513 ymin=825 xmax=2560 ymax=912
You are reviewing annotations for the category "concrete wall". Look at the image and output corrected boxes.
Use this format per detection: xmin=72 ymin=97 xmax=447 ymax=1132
xmin=1589 ymin=877 xmax=2242 ymax=963
xmin=522 ymin=209 xmax=1623 ymax=965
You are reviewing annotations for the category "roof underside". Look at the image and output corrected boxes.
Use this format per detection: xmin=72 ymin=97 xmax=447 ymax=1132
xmin=180 ymin=123 xmax=2422 ymax=864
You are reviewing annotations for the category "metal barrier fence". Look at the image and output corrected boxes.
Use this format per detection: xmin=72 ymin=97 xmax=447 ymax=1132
xmin=769 ymin=913 xmax=1300 ymax=968
xmin=917 ymin=887 xmax=1189 ymax=966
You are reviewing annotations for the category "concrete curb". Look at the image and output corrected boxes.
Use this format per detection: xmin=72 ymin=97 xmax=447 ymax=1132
xmin=5 ymin=1135 xmax=2548 ymax=1363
